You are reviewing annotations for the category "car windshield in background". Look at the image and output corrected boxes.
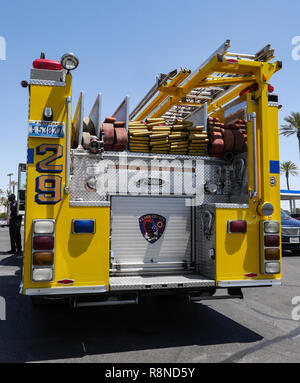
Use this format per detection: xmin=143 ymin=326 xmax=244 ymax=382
xmin=281 ymin=210 xmax=291 ymax=220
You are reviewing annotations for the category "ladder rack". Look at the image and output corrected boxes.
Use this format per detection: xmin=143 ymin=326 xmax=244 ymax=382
xmin=130 ymin=40 xmax=278 ymax=124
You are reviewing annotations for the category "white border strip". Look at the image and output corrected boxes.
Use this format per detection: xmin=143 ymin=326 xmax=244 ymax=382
xmin=218 ymin=279 xmax=282 ymax=287
xmin=25 ymin=285 xmax=107 ymax=296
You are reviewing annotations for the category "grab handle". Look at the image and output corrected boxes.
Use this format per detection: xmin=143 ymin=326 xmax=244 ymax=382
xmin=248 ymin=112 xmax=257 ymax=197
xmin=64 ymin=96 xmax=72 ymax=194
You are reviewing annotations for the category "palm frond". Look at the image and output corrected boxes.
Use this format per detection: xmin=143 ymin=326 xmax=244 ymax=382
xmin=280 ymin=125 xmax=297 ymax=136
xmin=280 ymin=161 xmax=299 ymax=176
xmin=281 ymin=112 xmax=300 ymax=137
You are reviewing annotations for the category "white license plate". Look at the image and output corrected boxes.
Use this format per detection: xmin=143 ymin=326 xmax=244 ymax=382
xmin=28 ymin=121 xmax=64 ymax=138
xmin=290 ymin=237 xmax=300 ymax=243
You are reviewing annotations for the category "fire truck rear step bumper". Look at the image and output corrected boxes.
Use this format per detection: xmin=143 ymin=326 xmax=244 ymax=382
xmin=109 ymin=274 xmax=215 ymax=291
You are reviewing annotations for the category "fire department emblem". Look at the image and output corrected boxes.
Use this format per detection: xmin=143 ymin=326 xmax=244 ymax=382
xmin=138 ymin=214 xmax=166 ymax=244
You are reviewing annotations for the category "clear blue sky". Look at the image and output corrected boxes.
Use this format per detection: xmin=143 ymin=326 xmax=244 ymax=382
xmin=1 ymin=0 xmax=300 ymax=205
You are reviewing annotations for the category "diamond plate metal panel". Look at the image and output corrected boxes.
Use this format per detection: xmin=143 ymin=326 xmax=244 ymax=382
xmin=69 ymin=150 xmax=248 ymax=207
xmin=70 ymin=151 xmax=220 ymax=206
xmin=109 ymin=274 xmax=215 ymax=291
xmin=29 ymin=79 xmax=66 ymax=87
xmin=228 ymin=153 xmax=249 ymax=204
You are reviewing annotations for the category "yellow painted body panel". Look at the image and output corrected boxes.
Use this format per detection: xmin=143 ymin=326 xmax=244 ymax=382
xmin=216 ymin=209 xmax=259 ymax=280
xmin=22 ymin=74 xmax=110 ymax=293
xmin=215 ymin=88 xmax=281 ymax=283
xmin=216 ymin=209 xmax=281 ymax=281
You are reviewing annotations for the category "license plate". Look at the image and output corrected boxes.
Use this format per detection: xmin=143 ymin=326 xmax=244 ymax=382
xmin=290 ymin=237 xmax=300 ymax=243
xmin=28 ymin=121 xmax=64 ymax=138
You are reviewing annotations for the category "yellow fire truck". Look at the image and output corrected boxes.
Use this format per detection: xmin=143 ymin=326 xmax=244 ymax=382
xmin=19 ymin=40 xmax=282 ymax=307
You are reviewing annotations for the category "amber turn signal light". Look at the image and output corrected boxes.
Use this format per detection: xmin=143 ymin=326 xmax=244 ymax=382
xmin=32 ymin=252 xmax=54 ymax=266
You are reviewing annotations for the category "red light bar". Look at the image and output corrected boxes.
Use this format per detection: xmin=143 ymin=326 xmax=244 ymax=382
xmin=264 ymin=235 xmax=280 ymax=247
xmin=228 ymin=220 xmax=247 ymax=233
xmin=33 ymin=59 xmax=62 ymax=71
xmin=239 ymin=82 xmax=258 ymax=97
xmin=33 ymin=236 xmax=54 ymax=250
xmin=225 ymin=58 xmax=238 ymax=63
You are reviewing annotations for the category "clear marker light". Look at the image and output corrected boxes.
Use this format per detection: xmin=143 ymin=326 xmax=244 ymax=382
xmin=32 ymin=268 xmax=53 ymax=282
xmin=60 ymin=53 xmax=79 ymax=71
xmin=33 ymin=220 xmax=55 ymax=234
xmin=265 ymin=262 xmax=280 ymax=274
xmin=264 ymin=221 xmax=279 ymax=234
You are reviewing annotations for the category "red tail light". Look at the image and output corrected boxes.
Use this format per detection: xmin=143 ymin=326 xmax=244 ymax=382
xmin=245 ymin=273 xmax=258 ymax=278
xmin=33 ymin=59 xmax=62 ymax=71
xmin=268 ymin=84 xmax=274 ymax=93
xmin=264 ymin=235 xmax=280 ymax=247
xmin=228 ymin=220 xmax=247 ymax=233
xmin=57 ymin=279 xmax=74 ymax=285
xmin=33 ymin=236 xmax=54 ymax=250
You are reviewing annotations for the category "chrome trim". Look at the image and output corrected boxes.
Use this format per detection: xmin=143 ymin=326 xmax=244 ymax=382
xmin=70 ymin=201 xmax=110 ymax=207
xmin=31 ymin=219 xmax=56 ymax=283
xmin=203 ymin=203 xmax=249 ymax=209
xmin=77 ymin=91 xmax=84 ymax=150
xmin=24 ymin=285 xmax=107 ymax=296
xmin=217 ymin=279 xmax=281 ymax=287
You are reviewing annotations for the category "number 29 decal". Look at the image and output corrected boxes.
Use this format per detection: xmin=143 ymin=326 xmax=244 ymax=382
xmin=35 ymin=144 xmax=63 ymax=205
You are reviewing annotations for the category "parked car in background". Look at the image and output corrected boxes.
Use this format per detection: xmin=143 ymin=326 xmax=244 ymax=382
xmin=290 ymin=213 xmax=300 ymax=221
xmin=281 ymin=209 xmax=300 ymax=254
xmin=0 ymin=218 xmax=8 ymax=228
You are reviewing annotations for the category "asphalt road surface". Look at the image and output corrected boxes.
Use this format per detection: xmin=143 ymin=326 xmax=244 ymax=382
xmin=0 ymin=226 xmax=300 ymax=363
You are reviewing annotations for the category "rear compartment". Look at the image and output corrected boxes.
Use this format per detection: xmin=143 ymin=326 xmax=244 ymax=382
xmin=69 ymin=144 xmax=248 ymax=298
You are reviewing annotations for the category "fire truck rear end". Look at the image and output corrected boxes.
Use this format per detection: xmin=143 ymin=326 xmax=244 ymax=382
xmin=19 ymin=41 xmax=282 ymax=307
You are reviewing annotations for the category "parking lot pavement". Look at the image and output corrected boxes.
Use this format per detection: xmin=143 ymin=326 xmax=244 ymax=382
xmin=0 ymin=226 xmax=300 ymax=363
